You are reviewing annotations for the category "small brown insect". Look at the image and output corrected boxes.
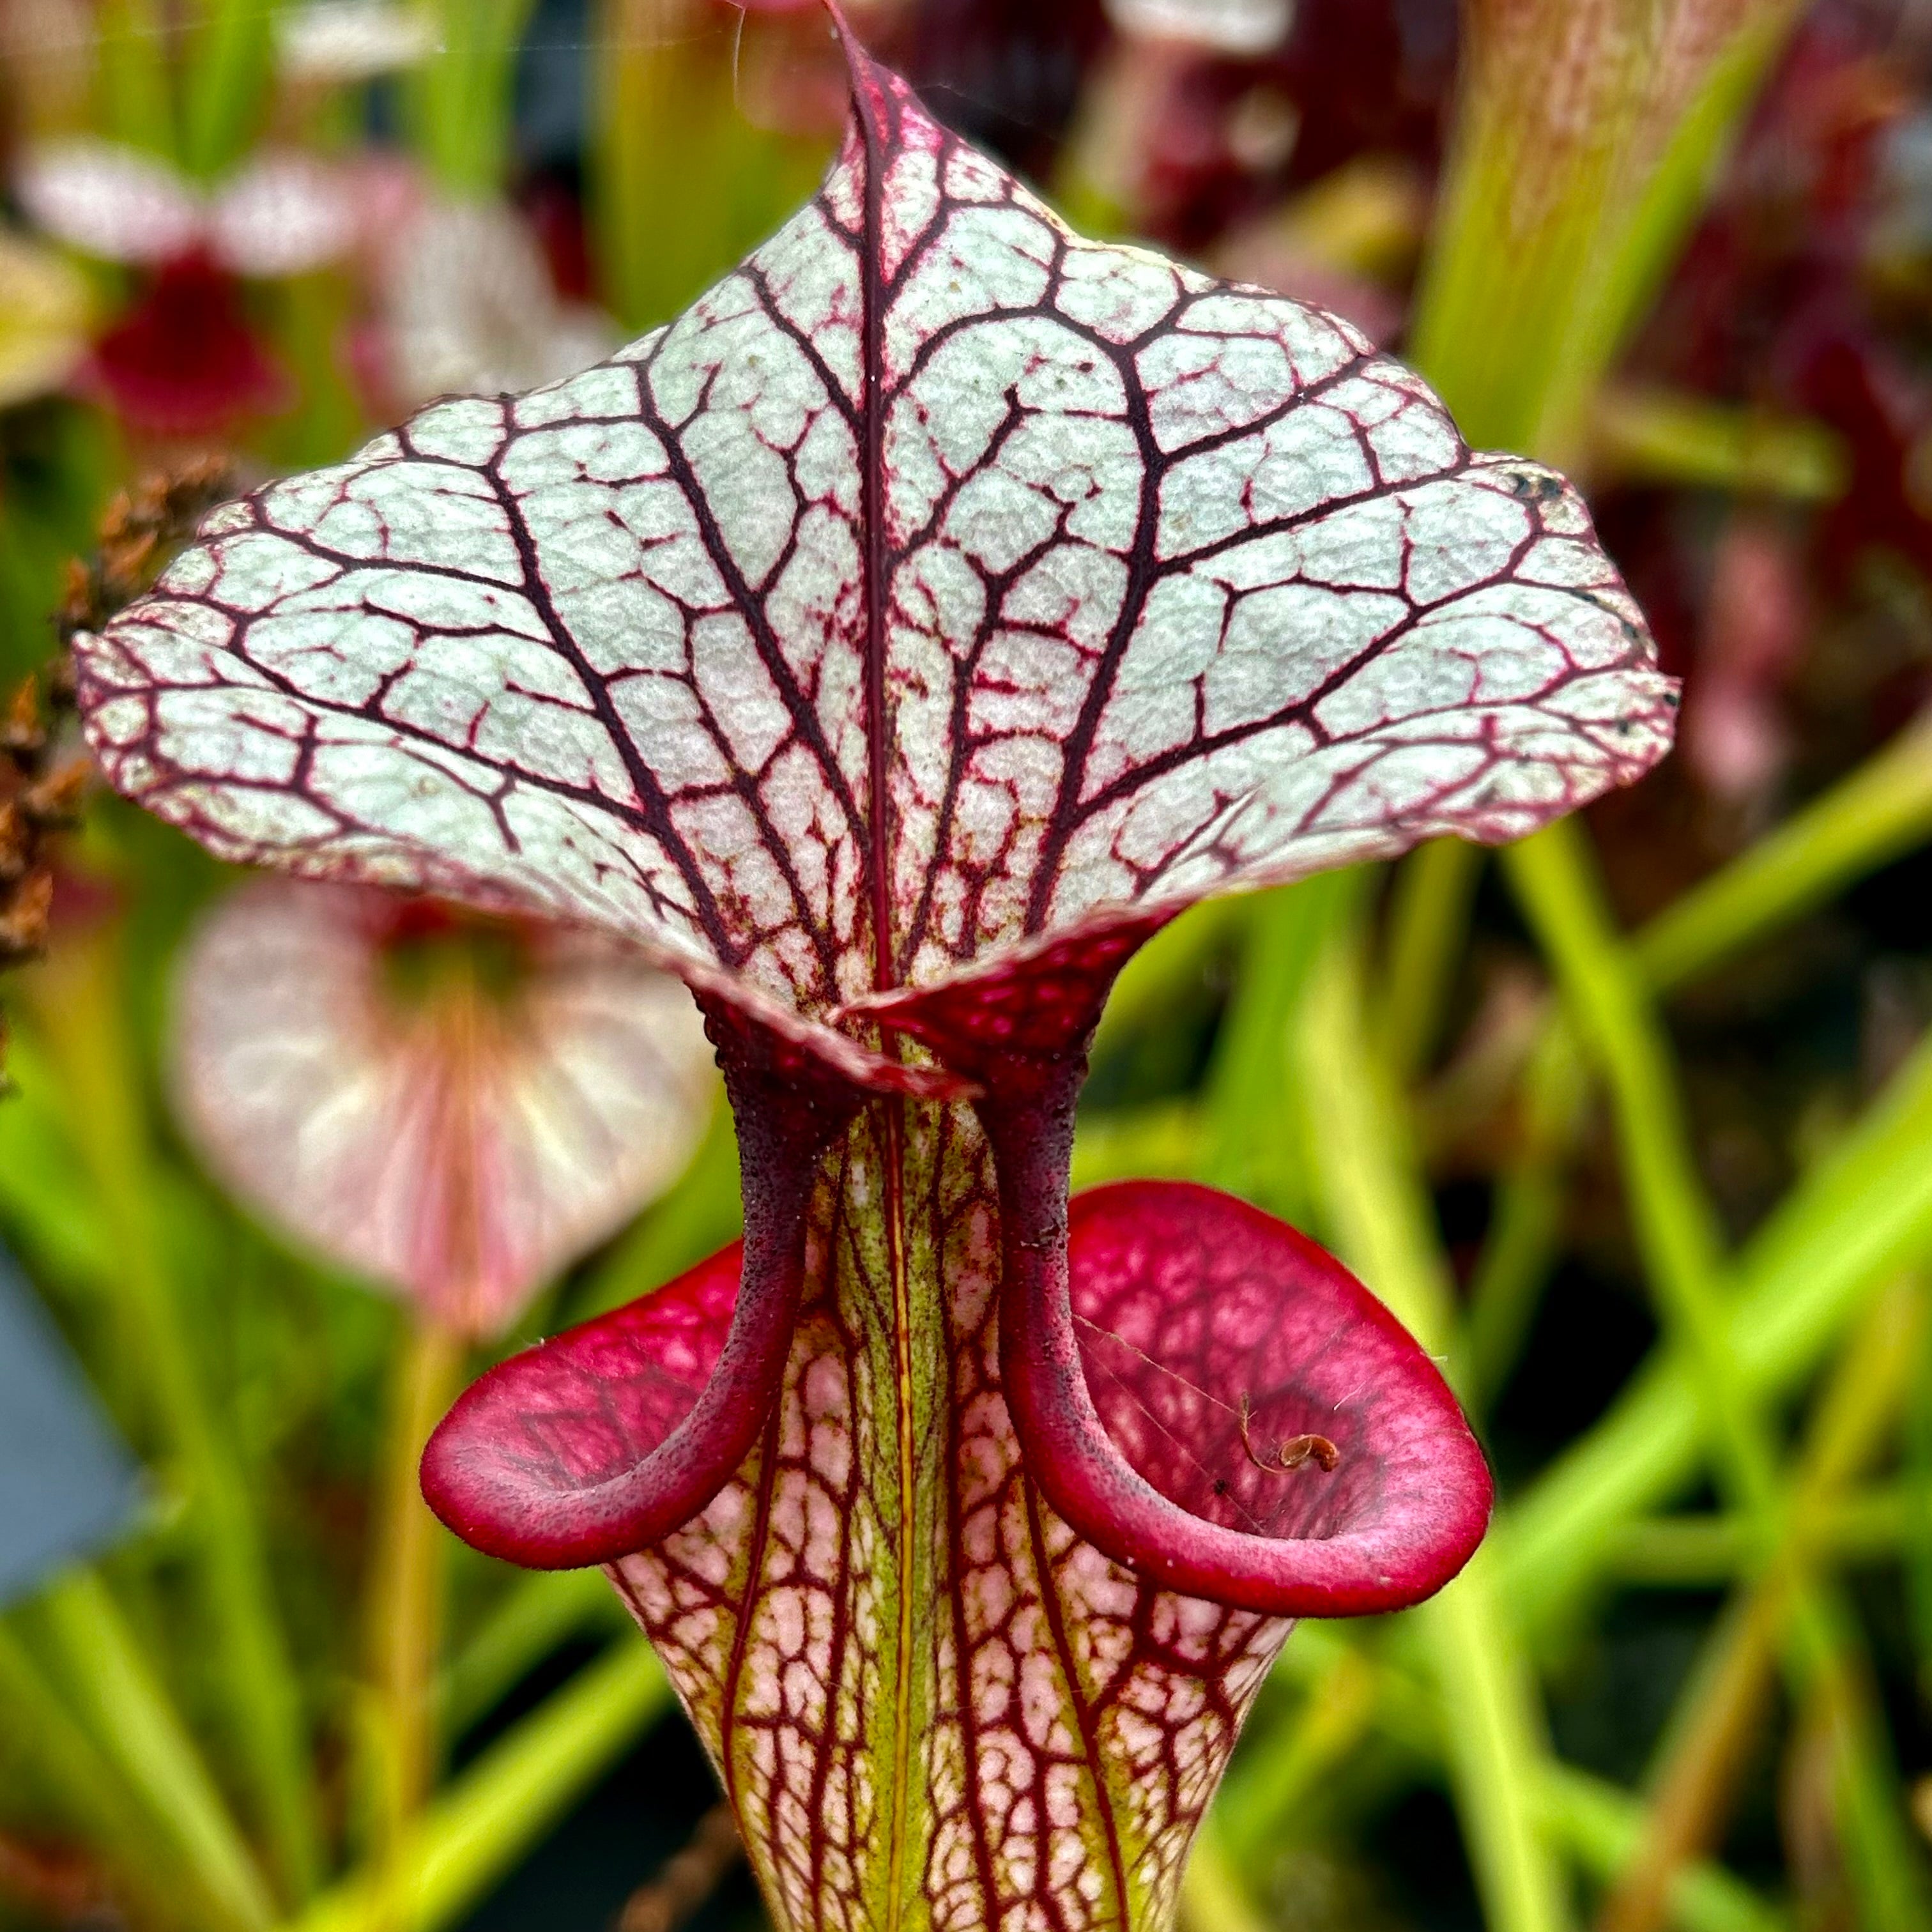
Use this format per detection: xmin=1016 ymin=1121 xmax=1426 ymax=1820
xmin=1238 ymin=1395 xmax=1339 ymax=1476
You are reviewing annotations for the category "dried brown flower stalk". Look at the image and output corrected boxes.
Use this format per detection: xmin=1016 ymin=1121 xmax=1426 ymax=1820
xmin=617 ymin=1804 xmax=744 ymax=1932
xmin=0 ymin=456 xmax=235 ymax=1087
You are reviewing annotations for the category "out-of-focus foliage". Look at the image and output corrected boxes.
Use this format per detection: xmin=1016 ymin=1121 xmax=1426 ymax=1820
xmin=4 ymin=3 xmax=1932 ymax=1931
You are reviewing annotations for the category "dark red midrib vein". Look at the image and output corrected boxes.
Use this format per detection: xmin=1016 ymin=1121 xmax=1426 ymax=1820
xmin=838 ymin=72 xmax=924 ymax=1932
xmin=851 ymin=49 xmax=896 ymax=1000
xmin=1021 ymin=1475 xmax=1133 ymax=1931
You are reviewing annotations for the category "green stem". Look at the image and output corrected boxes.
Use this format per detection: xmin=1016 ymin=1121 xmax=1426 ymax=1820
xmin=1199 ymin=871 xmax=1360 ymax=1223
xmin=1296 ymin=926 xmax=1572 ymax=1932
xmin=1462 ymin=1022 xmax=1590 ymax=1411
xmin=365 ymin=1320 xmax=467 ymax=1925
xmin=1634 ymin=709 xmax=1932 ymax=995
xmin=1503 ymin=1017 xmax=1932 ymax=1633
xmin=24 ymin=933 xmax=321 ymax=1899
xmin=1461 ymin=710 xmax=1932 ymax=1421
xmin=438 ymin=1568 xmax=627 ymax=1744
xmin=178 ymin=0 xmax=277 ymax=178
xmin=1422 ymin=1556 xmax=1576 ymax=1932
xmin=1411 ymin=2 xmax=1798 ymax=459
xmin=589 ymin=0 xmax=834 ymax=331
xmin=1294 ymin=929 xmax=1455 ymax=1346
xmin=1907 ymin=1298 xmax=1932 ymax=1709
xmin=1280 ymin=826 xmax=1932 ymax=1919
xmin=1379 ymin=838 xmax=1484 ymax=1083
xmin=1613 ymin=1486 xmax=1917 ymax=1584
xmin=286 ymin=1641 xmax=671 ymax=1932
xmin=1505 ymin=822 xmax=1931 ymax=1930
xmin=95 ymin=0 xmax=176 ymax=158
xmin=408 ymin=0 xmax=537 ymax=197
xmin=1599 ymin=1280 xmax=1922 ymax=1932
xmin=1506 ymin=822 xmax=1779 ymax=1523
xmin=39 ymin=1568 xmax=276 ymax=1932
xmin=1227 ymin=1629 xmax=1789 ymax=1932
xmin=1537 ymin=1767 xmax=1789 ymax=1932
xmin=1779 ymin=1593 xmax=1928 ymax=1932
xmin=0 ymin=1615 xmax=203 ymax=1930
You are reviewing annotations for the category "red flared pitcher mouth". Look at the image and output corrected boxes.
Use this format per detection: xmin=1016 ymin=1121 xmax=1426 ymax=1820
xmin=422 ymin=1181 xmax=1489 ymax=1616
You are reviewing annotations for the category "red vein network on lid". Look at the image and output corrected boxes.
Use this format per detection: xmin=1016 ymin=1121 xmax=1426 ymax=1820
xmin=75 ymin=10 xmax=1675 ymax=1926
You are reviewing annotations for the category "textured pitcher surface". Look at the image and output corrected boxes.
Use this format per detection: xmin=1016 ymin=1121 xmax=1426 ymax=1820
xmin=433 ymin=1105 xmax=1489 ymax=1932
xmin=610 ymin=1118 xmax=1290 ymax=1932
xmin=72 ymin=10 xmax=1675 ymax=1931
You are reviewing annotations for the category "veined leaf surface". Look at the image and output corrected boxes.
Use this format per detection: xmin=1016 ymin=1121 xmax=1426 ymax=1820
xmin=75 ymin=35 xmax=1672 ymax=1073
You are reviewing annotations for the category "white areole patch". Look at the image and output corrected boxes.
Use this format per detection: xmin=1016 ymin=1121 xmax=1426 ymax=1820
xmin=74 ymin=47 xmax=1675 ymax=1048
